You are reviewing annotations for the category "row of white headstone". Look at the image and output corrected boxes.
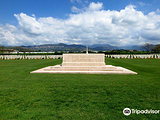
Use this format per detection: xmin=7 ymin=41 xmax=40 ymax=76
xmin=0 ymin=55 xmax=63 ymax=60
xmin=0 ymin=54 xmax=160 ymax=60
xmin=106 ymin=54 xmax=160 ymax=59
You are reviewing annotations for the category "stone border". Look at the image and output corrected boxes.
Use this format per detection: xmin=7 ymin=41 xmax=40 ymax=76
xmin=30 ymin=65 xmax=137 ymax=74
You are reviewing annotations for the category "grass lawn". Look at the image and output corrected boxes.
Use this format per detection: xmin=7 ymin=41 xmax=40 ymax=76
xmin=0 ymin=58 xmax=160 ymax=120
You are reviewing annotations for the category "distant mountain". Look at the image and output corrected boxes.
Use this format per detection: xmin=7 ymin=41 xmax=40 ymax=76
xmin=23 ymin=43 xmax=86 ymax=52
xmin=117 ymin=45 xmax=143 ymax=50
xmin=19 ymin=43 xmax=152 ymax=52
xmin=130 ymin=45 xmax=143 ymax=50
xmin=89 ymin=44 xmax=112 ymax=48
xmin=89 ymin=44 xmax=117 ymax=51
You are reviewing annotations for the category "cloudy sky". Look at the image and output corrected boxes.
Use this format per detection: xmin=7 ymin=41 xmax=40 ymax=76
xmin=0 ymin=0 xmax=160 ymax=46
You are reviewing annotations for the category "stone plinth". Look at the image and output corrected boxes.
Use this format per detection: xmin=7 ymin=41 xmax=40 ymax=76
xmin=31 ymin=53 xmax=137 ymax=74
xmin=62 ymin=54 xmax=105 ymax=66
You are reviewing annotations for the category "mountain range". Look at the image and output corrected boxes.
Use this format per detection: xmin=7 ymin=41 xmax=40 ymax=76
xmin=21 ymin=43 xmax=143 ymax=52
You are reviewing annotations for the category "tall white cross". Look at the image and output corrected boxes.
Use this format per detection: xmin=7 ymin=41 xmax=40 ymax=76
xmin=86 ymin=46 xmax=88 ymax=54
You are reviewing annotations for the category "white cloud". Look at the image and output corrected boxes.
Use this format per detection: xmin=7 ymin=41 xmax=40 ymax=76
xmin=88 ymin=2 xmax=103 ymax=11
xmin=70 ymin=0 xmax=82 ymax=4
xmin=71 ymin=6 xmax=81 ymax=13
xmin=138 ymin=2 xmax=152 ymax=6
xmin=138 ymin=2 xmax=146 ymax=6
xmin=84 ymin=0 xmax=89 ymax=3
xmin=14 ymin=13 xmax=43 ymax=35
xmin=0 ymin=2 xmax=160 ymax=46
xmin=157 ymin=9 xmax=160 ymax=13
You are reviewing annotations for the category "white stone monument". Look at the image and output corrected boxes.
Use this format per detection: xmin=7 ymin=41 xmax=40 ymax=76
xmin=62 ymin=53 xmax=105 ymax=66
xmin=31 ymin=46 xmax=137 ymax=74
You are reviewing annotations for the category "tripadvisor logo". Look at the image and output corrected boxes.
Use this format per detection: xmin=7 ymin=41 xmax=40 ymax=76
xmin=123 ymin=108 xmax=131 ymax=116
xmin=123 ymin=108 xmax=160 ymax=116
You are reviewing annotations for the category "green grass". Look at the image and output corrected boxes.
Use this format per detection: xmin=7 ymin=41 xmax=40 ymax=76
xmin=0 ymin=58 xmax=160 ymax=120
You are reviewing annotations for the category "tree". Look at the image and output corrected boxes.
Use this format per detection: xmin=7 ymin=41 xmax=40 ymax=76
xmin=152 ymin=44 xmax=160 ymax=53
xmin=141 ymin=43 xmax=153 ymax=52
xmin=0 ymin=45 xmax=5 ymax=54
xmin=133 ymin=50 xmax=138 ymax=52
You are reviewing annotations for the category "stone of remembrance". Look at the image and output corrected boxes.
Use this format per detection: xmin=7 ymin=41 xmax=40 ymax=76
xmin=31 ymin=53 xmax=137 ymax=74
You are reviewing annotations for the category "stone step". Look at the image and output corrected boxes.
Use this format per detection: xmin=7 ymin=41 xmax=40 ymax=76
xmin=62 ymin=62 xmax=105 ymax=66
xmin=50 ymin=66 xmax=117 ymax=69
xmin=44 ymin=68 xmax=123 ymax=71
